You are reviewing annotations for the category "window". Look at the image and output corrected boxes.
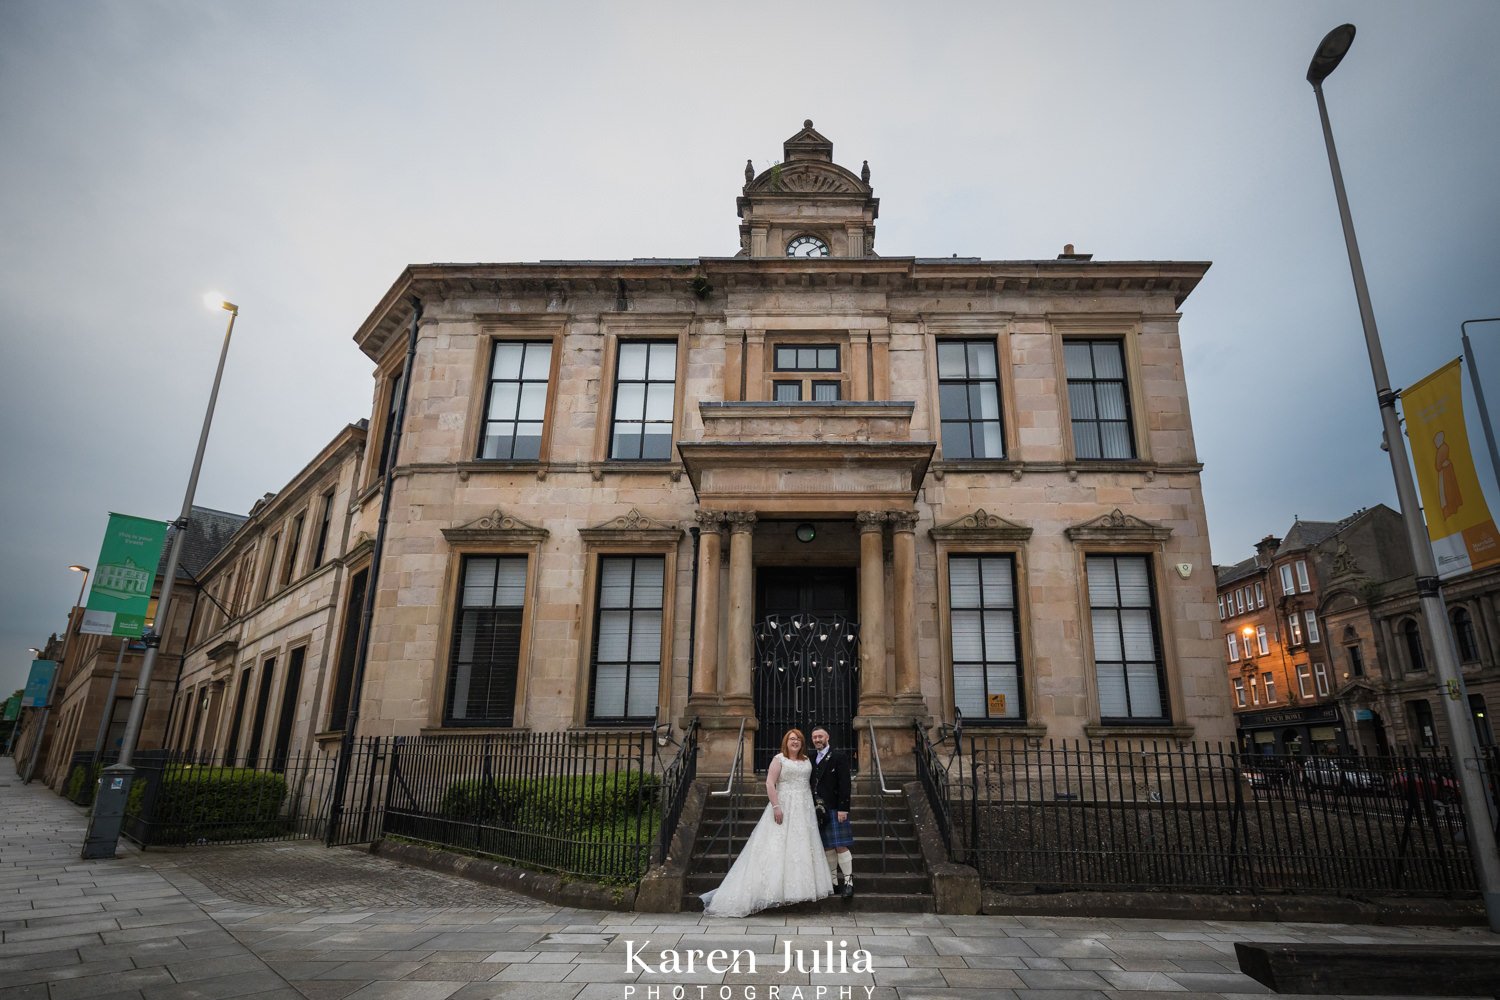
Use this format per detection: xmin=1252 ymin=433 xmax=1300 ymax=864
xmin=1402 ymin=619 xmax=1426 ymax=673
xmin=1347 ymin=643 xmax=1365 ymax=678
xmin=1249 ymin=675 xmax=1260 ymax=705
xmin=480 ymin=340 xmax=552 ymax=460
xmin=1408 ymin=699 xmax=1437 ymax=748
xmin=280 ymin=514 xmax=305 ymax=587
xmin=1263 ymin=671 xmax=1277 ymax=704
xmin=937 ymin=340 xmax=1004 ymax=459
xmin=1218 ymin=596 xmax=1225 ymax=620
xmin=947 ymin=556 xmax=1023 ymax=721
xmin=1065 ymin=340 xmax=1135 ymax=459
xmin=261 ymin=533 xmax=280 ymax=601
xmin=1227 ymin=634 xmax=1239 ymax=661
xmin=589 ymin=556 xmax=665 ymax=724
xmin=224 ymin=667 xmax=253 ymax=767
xmin=1297 ymin=664 xmax=1313 ymax=699
xmin=270 ymin=647 xmax=304 ymax=772
xmin=1254 ymin=582 xmax=1264 ymax=607
xmin=1471 ymin=695 xmax=1493 ymax=748
xmin=1235 ymin=590 xmax=1244 ymax=614
xmin=327 ymin=569 xmax=367 ymax=732
xmin=376 ymin=367 xmax=405 ymax=477
xmin=610 ymin=342 xmax=677 ymax=460
xmin=245 ymin=657 xmax=275 ymax=764
xmin=1280 ymin=564 xmax=1295 ymax=595
xmin=1313 ymin=662 xmax=1330 ymax=697
xmin=1257 ymin=625 xmax=1269 ymax=656
xmin=1295 ymin=560 xmax=1310 ymax=592
xmin=1305 ymin=609 xmax=1320 ymax=644
xmin=312 ymin=490 xmax=335 ymax=569
xmin=445 ymin=556 xmax=527 ymax=726
xmin=1287 ymin=613 xmax=1303 ymax=645
xmin=771 ymin=343 xmax=842 ymax=401
xmin=1087 ymin=554 xmax=1166 ymax=722
xmin=1453 ymin=607 xmax=1479 ymax=662
xmin=1232 ymin=678 xmax=1246 ymax=707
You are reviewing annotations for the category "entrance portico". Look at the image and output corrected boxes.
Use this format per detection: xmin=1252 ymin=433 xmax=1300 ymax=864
xmin=678 ymin=400 xmax=934 ymax=774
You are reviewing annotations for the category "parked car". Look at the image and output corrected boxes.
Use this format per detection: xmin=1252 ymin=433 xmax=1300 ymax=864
xmin=1392 ymin=768 xmax=1460 ymax=804
xmin=1302 ymin=757 xmax=1386 ymax=792
xmin=1241 ymin=759 xmax=1298 ymax=791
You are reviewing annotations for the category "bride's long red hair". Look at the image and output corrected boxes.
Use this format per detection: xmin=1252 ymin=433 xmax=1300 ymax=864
xmin=779 ymin=728 xmax=808 ymax=760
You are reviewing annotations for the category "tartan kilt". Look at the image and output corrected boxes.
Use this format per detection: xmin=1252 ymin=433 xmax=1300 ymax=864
xmin=819 ymin=812 xmax=854 ymax=849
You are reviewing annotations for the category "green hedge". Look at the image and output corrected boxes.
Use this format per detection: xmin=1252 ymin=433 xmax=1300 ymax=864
xmin=126 ymin=765 xmax=289 ymax=845
xmin=65 ymin=763 xmax=99 ymax=805
xmin=428 ymin=771 xmax=659 ymax=881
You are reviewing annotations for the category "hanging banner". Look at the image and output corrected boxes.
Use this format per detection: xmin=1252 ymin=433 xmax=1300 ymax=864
xmin=1401 ymin=358 xmax=1500 ymax=578
xmin=21 ymin=659 xmax=56 ymax=708
xmin=80 ymin=513 xmax=170 ymax=637
xmin=3 ymin=693 xmax=20 ymax=721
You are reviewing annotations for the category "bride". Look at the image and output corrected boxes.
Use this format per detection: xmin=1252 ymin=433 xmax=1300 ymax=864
xmin=702 ymin=728 xmax=834 ymax=917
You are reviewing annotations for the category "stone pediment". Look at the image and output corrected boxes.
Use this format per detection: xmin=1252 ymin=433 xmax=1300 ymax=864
xmin=579 ymin=508 xmax=683 ymax=545
xmin=745 ymin=160 xmax=867 ymax=196
xmin=1064 ymin=509 xmax=1172 ymax=543
xmin=441 ymin=509 xmax=548 ymax=545
xmin=929 ymin=509 xmax=1033 ymax=543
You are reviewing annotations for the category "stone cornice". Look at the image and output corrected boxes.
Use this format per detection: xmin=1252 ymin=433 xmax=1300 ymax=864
xmin=929 ymin=509 xmax=1033 ymax=543
xmin=1064 ymin=508 xmax=1172 ymax=544
xmin=441 ymin=509 xmax=549 ymax=545
xmin=578 ymin=508 xmax=683 ymax=545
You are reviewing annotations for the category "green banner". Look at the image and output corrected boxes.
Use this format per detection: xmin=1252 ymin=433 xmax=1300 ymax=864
xmin=2 ymin=694 xmax=19 ymax=721
xmin=21 ymin=660 xmax=56 ymax=708
xmin=80 ymin=513 xmax=169 ymax=638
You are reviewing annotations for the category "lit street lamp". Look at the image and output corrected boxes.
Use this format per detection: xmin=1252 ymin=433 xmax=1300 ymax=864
xmin=82 ymin=296 xmax=239 ymax=859
xmin=1307 ymin=24 xmax=1500 ymax=931
xmin=22 ymin=564 xmax=89 ymax=783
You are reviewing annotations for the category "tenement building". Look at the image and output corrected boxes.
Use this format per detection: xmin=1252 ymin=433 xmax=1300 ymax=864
xmin=334 ymin=122 xmax=1232 ymax=771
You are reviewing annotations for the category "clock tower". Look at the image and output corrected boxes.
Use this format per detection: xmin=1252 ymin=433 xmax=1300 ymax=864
xmin=737 ymin=120 xmax=879 ymax=258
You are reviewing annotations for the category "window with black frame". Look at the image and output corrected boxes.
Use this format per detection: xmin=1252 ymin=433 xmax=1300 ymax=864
xmin=480 ymin=340 xmax=552 ymax=460
xmin=589 ymin=556 xmax=664 ymax=724
xmin=1065 ymin=339 xmax=1136 ymax=459
xmin=610 ymin=342 xmax=677 ymax=460
xmin=771 ymin=343 xmax=841 ymax=401
xmin=948 ymin=554 xmax=1023 ymax=721
xmin=937 ymin=340 xmax=1004 ymax=459
xmin=445 ymin=556 xmax=527 ymax=726
xmin=1087 ymin=554 xmax=1168 ymax=722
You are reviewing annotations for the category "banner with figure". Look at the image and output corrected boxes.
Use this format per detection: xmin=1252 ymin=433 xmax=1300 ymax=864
xmin=20 ymin=659 xmax=56 ymax=708
xmin=1401 ymin=358 xmax=1500 ymax=577
xmin=80 ymin=513 xmax=170 ymax=637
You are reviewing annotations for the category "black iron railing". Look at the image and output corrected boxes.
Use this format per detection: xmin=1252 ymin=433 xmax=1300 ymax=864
xmin=945 ymin=739 xmax=1479 ymax=896
xmin=122 ymin=747 xmax=341 ymax=847
xmin=380 ymin=729 xmax=660 ymax=882
xmin=657 ymin=719 xmax=699 ymax=864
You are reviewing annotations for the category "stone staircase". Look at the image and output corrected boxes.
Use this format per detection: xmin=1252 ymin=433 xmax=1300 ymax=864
xmin=681 ymin=779 xmax=934 ymax=913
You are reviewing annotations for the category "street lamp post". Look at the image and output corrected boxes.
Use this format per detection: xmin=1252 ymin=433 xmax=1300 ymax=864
xmin=23 ymin=565 xmax=89 ymax=783
xmin=1460 ymin=318 xmax=1500 ymax=498
xmin=82 ymin=297 xmax=238 ymax=860
xmin=1308 ymin=23 xmax=1500 ymax=931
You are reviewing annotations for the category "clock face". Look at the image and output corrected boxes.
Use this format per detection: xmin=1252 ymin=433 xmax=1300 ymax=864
xmin=786 ymin=235 xmax=829 ymax=258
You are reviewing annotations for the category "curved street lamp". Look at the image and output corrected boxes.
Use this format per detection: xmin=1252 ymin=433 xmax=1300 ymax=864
xmin=1307 ymin=24 xmax=1500 ymax=931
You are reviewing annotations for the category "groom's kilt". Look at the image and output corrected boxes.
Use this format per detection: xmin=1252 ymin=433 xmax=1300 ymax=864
xmin=819 ymin=811 xmax=854 ymax=849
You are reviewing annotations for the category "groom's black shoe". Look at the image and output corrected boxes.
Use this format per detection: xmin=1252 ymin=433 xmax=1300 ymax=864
xmin=840 ymin=878 xmax=854 ymax=899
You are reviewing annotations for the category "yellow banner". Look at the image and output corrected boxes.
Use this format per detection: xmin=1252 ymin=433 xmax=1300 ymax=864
xmin=1402 ymin=359 xmax=1500 ymax=577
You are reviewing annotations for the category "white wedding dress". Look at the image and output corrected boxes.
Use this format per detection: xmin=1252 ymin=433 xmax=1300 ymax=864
xmin=701 ymin=754 xmax=834 ymax=917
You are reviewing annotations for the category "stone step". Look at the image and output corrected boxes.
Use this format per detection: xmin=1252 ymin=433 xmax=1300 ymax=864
xmin=681 ymin=891 xmax=934 ymax=914
xmin=685 ymin=871 xmax=932 ymax=894
xmin=689 ymin=855 xmax=927 ymax=876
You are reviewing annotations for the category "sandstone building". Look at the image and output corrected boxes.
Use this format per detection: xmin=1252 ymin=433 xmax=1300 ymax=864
xmin=321 ymin=121 xmax=1232 ymax=771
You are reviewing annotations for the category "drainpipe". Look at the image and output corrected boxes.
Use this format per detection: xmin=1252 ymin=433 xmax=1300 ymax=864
xmin=327 ymin=296 xmax=421 ymax=845
xmin=685 ymin=526 xmax=700 ymax=705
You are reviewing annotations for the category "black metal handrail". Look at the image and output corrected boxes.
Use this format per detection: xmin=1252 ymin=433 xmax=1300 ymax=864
xmin=701 ymin=718 xmax=747 ymax=867
xmin=914 ymin=718 xmax=958 ymax=861
xmin=865 ymin=719 xmax=913 ymax=873
xmin=657 ymin=718 xmax=699 ymax=864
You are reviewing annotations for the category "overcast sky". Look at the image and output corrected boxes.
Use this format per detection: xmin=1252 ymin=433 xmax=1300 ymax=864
xmin=2 ymin=1 xmax=1497 ymax=697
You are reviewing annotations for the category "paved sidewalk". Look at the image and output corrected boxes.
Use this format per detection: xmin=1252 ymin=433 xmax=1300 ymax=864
xmin=1 ymin=768 xmax=1494 ymax=1000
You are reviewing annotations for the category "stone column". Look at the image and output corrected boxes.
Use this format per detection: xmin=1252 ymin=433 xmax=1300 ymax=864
xmin=888 ymin=509 xmax=927 ymax=722
xmin=856 ymin=511 xmax=891 ymax=714
xmin=723 ymin=511 xmax=758 ymax=717
xmin=688 ymin=511 xmax=724 ymax=703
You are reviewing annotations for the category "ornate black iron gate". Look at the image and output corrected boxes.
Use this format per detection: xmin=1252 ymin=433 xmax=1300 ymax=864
xmin=753 ymin=614 xmax=859 ymax=771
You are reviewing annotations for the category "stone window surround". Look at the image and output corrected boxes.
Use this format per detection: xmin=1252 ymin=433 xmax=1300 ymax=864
xmin=922 ymin=315 xmax=1017 ymax=466
xmin=723 ymin=315 xmax=890 ymax=404
xmin=361 ymin=338 xmax=411 ymax=491
xmin=424 ymin=510 xmax=550 ymax=733
xmin=764 ymin=332 xmax=851 ymax=402
xmin=590 ymin=316 xmax=691 ymax=469
xmin=1065 ymin=510 xmax=1193 ymax=741
xmin=573 ymin=509 xmax=683 ymax=728
xmin=461 ymin=317 xmax=566 ymax=465
xmin=1049 ymin=314 xmax=1151 ymax=466
xmin=929 ymin=510 xmax=1042 ymax=736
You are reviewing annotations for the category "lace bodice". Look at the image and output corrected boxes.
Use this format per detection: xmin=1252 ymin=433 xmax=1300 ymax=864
xmin=775 ymin=754 xmax=812 ymax=791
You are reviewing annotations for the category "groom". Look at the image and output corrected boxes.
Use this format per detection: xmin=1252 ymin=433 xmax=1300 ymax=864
xmin=809 ymin=726 xmax=854 ymax=898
